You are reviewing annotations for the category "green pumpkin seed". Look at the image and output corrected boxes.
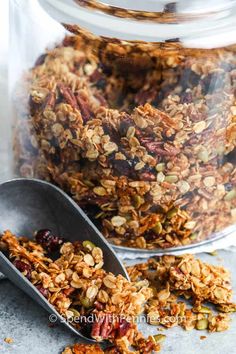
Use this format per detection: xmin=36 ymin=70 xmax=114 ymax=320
xmin=155 ymin=163 xmax=165 ymax=172
xmin=193 ymin=306 xmax=211 ymax=314
xmin=152 ymin=334 xmax=166 ymax=343
xmin=69 ymin=308 xmax=80 ymax=317
xmin=165 ymin=175 xmax=178 ymax=183
xmin=83 ymin=180 xmax=95 ymax=187
xmin=224 ymin=189 xmax=236 ymax=201
xmin=82 ymin=240 xmax=96 ymax=251
xmin=152 ymin=222 xmax=163 ymax=235
xmin=196 ymin=318 xmax=208 ymax=330
xmin=167 ymin=207 xmax=178 ymax=219
xmin=80 ymin=297 xmax=93 ymax=309
xmin=133 ymin=195 xmax=144 ymax=209
xmin=190 ymin=232 xmax=197 ymax=240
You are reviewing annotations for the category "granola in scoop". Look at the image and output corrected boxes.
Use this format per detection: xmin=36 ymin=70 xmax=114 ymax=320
xmin=0 ymin=230 xmax=159 ymax=353
xmin=13 ymin=26 xmax=236 ymax=250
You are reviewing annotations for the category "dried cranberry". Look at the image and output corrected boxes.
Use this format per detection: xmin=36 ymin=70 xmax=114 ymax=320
xmin=94 ymin=301 xmax=104 ymax=311
xmin=224 ymin=183 xmax=233 ymax=192
xmin=95 ymin=78 xmax=107 ymax=90
xmin=113 ymin=159 xmax=132 ymax=176
xmin=36 ymin=285 xmax=49 ymax=298
xmin=139 ymin=172 xmax=156 ymax=181
xmin=35 ymin=229 xmax=63 ymax=253
xmin=119 ymin=118 xmax=132 ymax=136
xmin=90 ymin=69 xmax=103 ymax=82
xmin=226 ymin=149 xmax=236 ymax=164
xmin=34 ymin=53 xmax=47 ymax=66
xmin=13 ymin=260 xmax=32 ymax=279
xmin=181 ymin=91 xmax=193 ymax=104
xmin=144 ymin=232 xmax=158 ymax=242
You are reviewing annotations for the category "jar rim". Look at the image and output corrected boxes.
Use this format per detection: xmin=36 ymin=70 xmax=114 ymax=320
xmin=73 ymin=0 xmax=233 ymax=24
xmin=40 ymin=0 xmax=236 ymax=48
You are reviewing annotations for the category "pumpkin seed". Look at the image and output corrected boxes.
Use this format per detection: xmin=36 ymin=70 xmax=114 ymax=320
xmin=152 ymin=334 xmax=166 ymax=343
xmin=152 ymin=222 xmax=163 ymax=234
xmin=167 ymin=207 xmax=178 ymax=219
xmin=155 ymin=163 xmax=165 ymax=172
xmin=165 ymin=175 xmax=178 ymax=183
xmin=69 ymin=308 xmax=80 ymax=317
xmin=133 ymin=195 xmax=144 ymax=209
xmin=224 ymin=189 xmax=236 ymax=201
xmin=185 ymin=221 xmax=196 ymax=230
xmin=193 ymin=306 xmax=211 ymax=314
xmin=196 ymin=318 xmax=208 ymax=330
xmin=82 ymin=240 xmax=96 ymax=251
xmin=80 ymin=296 xmax=93 ymax=308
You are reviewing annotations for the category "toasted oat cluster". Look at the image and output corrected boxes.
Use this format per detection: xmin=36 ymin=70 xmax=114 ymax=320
xmin=13 ymin=26 xmax=236 ymax=249
xmin=0 ymin=230 xmax=159 ymax=353
xmin=1 ymin=230 xmax=236 ymax=354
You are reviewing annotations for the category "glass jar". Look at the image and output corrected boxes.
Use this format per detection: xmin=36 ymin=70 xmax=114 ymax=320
xmin=10 ymin=0 xmax=236 ymax=252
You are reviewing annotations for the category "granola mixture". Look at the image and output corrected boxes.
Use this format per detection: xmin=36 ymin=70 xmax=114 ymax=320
xmin=1 ymin=230 xmax=236 ymax=354
xmin=14 ymin=27 xmax=236 ymax=250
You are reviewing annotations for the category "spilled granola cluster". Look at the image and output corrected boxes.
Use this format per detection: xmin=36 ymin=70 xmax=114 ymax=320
xmin=1 ymin=230 xmax=236 ymax=354
xmin=14 ymin=26 xmax=236 ymax=249
xmin=128 ymin=255 xmax=236 ymax=332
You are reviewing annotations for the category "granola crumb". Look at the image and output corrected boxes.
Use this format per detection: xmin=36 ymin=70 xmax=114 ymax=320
xmin=4 ymin=338 xmax=13 ymax=344
xmin=200 ymin=336 xmax=207 ymax=340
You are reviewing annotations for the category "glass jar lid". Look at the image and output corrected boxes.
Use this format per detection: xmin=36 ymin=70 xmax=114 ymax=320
xmin=39 ymin=0 xmax=236 ymax=47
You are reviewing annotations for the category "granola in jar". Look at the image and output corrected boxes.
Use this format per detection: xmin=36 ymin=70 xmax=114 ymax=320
xmin=13 ymin=25 xmax=236 ymax=250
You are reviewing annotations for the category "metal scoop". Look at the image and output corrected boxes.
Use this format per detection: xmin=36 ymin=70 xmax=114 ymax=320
xmin=0 ymin=178 xmax=129 ymax=341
